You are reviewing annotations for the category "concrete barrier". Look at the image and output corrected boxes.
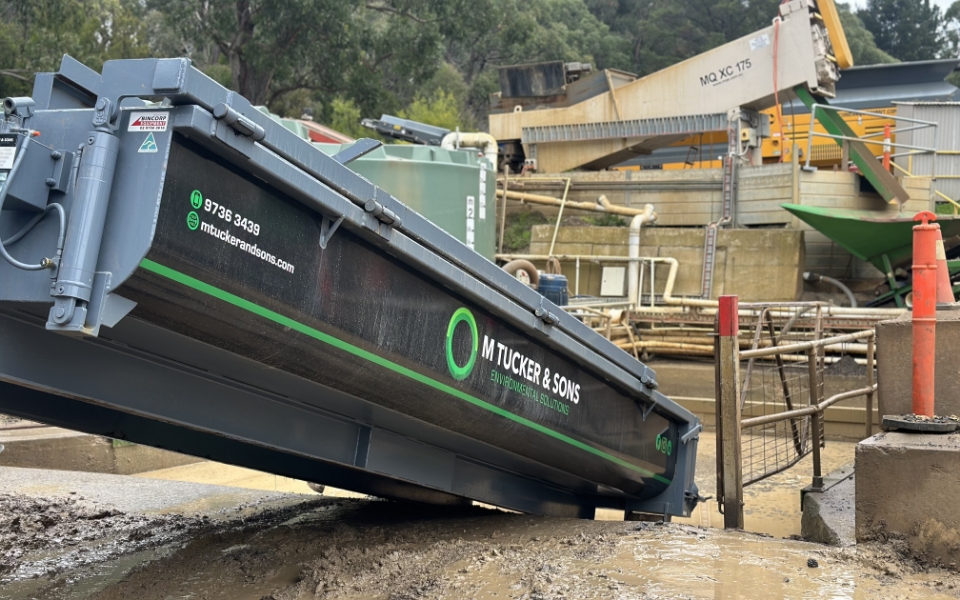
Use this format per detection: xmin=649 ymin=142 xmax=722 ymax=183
xmin=876 ymin=309 xmax=960 ymax=418
xmin=857 ymin=431 xmax=960 ymax=569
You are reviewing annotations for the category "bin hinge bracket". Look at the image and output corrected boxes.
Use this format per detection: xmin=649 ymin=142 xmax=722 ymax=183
xmin=363 ymin=199 xmax=402 ymax=229
xmin=534 ymin=298 xmax=559 ymax=326
xmin=319 ymin=215 xmax=344 ymax=250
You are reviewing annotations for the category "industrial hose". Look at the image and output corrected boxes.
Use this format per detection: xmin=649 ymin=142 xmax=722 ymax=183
xmin=0 ymin=133 xmax=65 ymax=271
xmin=502 ymin=259 xmax=540 ymax=287
xmin=803 ymin=271 xmax=858 ymax=308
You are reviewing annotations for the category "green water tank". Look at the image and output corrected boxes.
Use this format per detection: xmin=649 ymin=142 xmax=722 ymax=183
xmin=313 ymin=143 xmax=497 ymax=261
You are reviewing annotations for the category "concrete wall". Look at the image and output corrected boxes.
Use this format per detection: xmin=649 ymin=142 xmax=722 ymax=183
xmin=0 ymin=430 xmax=202 ymax=474
xmin=528 ymin=225 xmax=804 ymax=301
xmin=504 ymin=169 xmax=725 ymax=226
xmin=876 ymin=310 xmax=960 ymax=417
xmin=857 ymin=431 xmax=960 ymax=569
xmin=503 ymin=163 xmax=932 ymax=281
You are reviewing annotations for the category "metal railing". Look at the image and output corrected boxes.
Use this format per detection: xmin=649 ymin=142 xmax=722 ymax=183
xmin=804 ymin=104 xmax=940 ymax=176
xmin=715 ymin=297 xmax=876 ymax=529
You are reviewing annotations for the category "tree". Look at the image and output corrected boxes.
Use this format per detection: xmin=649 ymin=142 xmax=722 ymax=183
xmin=328 ymin=97 xmax=369 ymax=140
xmin=399 ymin=89 xmax=463 ymax=130
xmin=585 ymin=0 xmax=781 ymax=76
xmin=943 ymin=0 xmax=960 ymax=58
xmin=441 ymin=0 xmax=632 ymax=126
xmin=859 ymin=0 xmax=946 ymax=61
xmin=154 ymin=0 xmax=363 ymax=106
xmin=0 ymin=0 xmax=151 ymax=98
xmin=836 ymin=2 xmax=897 ymax=65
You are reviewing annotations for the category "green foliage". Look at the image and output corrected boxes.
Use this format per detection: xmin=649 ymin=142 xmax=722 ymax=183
xmin=0 ymin=0 xmax=151 ymax=97
xmin=944 ymin=0 xmax=960 ymax=58
xmin=399 ymin=90 xmax=463 ymax=131
xmin=442 ymin=0 xmax=632 ymax=124
xmin=328 ymin=97 xmax=370 ymax=141
xmin=580 ymin=213 xmax=626 ymax=227
xmin=836 ymin=3 xmax=898 ymax=65
xmin=935 ymin=201 xmax=959 ymax=215
xmin=2 ymin=0 xmax=955 ymax=138
xmin=859 ymin=0 xmax=947 ymax=61
xmin=585 ymin=0 xmax=780 ymax=76
xmin=502 ymin=210 xmax=549 ymax=253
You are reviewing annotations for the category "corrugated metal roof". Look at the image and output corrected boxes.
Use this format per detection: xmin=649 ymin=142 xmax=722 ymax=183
xmin=892 ymin=101 xmax=960 ymax=106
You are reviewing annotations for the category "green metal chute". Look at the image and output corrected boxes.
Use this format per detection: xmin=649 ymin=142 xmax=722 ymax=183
xmin=794 ymin=86 xmax=909 ymax=204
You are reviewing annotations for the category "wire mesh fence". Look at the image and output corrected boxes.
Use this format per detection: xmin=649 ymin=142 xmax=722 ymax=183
xmin=737 ymin=306 xmax=823 ymax=486
xmin=715 ymin=298 xmax=876 ymax=528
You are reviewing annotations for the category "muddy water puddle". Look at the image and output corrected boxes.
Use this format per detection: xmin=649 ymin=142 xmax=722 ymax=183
xmin=437 ymin=526 xmax=960 ymax=600
xmin=670 ymin=431 xmax=858 ymax=538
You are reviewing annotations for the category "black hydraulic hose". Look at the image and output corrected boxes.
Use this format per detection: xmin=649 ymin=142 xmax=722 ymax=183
xmin=0 ymin=133 xmax=65 ymax=271
xmin=3 ymin=202 xmax=66 ymax=246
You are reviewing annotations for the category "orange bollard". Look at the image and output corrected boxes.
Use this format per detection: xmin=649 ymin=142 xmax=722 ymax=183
xmin=883 ymin=124 xmax=892 ymax=171
xmin=935 ymin=229 xmax=955 ymax=303
xmin=912 ymin=211 xmax=939 ymax=417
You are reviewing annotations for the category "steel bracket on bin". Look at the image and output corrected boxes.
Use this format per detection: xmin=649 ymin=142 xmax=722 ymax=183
xmin=319 ymin=215 xmax=344 ymax=250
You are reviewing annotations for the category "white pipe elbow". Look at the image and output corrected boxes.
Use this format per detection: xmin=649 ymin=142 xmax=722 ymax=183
xmin=441 ymin=132 xmax=499 ymax=166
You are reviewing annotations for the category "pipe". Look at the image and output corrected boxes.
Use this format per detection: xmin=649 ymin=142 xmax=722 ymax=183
xmin=803 ymin=272 xmax=857 ymax=308
xmin=614 ymin=340 xmax=715 ymax=352
xmin=656 ymin=257 xmax=904 ymax=317
xmin=547 ymin=179 xmax=573 ymax=257
xmin=441 ymin=131 xmax=498 ymax=166
xmin=494 ymin=253 xmax=906 ymax=318
xmin=628 ymin=205 xmax=657 ymax=310
xmin=501 ymin=259 xmax=539 ymax=288
xmin=740 ymin=384 xmax=877 ymax=429
xmin=495 ymin=189 xmax=654 ymax=217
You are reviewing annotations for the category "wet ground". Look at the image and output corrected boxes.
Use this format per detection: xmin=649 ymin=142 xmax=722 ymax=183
xmin=3 ymin=488 xmax=959 ymax=600
xmin=670 ymin=432 xmax=859 ymax=538
xmin=2 ymin=432 xmax=958 ymax=599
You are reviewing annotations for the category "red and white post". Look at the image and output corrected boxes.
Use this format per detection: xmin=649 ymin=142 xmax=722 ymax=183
xmin=717 ymin=295 xmax=743 ymax=529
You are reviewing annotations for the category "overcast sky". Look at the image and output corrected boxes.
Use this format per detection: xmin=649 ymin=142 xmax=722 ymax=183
xmin=848 ymin=0 xmax=955 ymax=10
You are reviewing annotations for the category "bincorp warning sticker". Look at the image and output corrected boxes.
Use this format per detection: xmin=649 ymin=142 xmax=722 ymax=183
xmin=128 ymin=111 xmax=169 ymax=132
xmin=0 ymin=134 xmax=16 ymax=170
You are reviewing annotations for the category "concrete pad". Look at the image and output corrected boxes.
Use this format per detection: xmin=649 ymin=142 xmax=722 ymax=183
xmin=800 ymin=465 xmax=855 ymax=547
xmin=856 ymin=431 xmax=960 ymax=569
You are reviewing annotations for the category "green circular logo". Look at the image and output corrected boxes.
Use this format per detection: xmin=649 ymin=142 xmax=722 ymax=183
xmin=190 ymin=190 xmax=203 ymax=209
xmin=445 ymin=307 xmax=478 ymax=381
xmin=186 ymin=211 xmax=200 ymax=231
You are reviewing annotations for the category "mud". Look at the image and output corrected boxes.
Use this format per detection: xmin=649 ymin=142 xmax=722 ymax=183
xmin=2 ymin=494 xmax=956 ymax=600
xmin=0 ymin=493 xmax=204 ymax=582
